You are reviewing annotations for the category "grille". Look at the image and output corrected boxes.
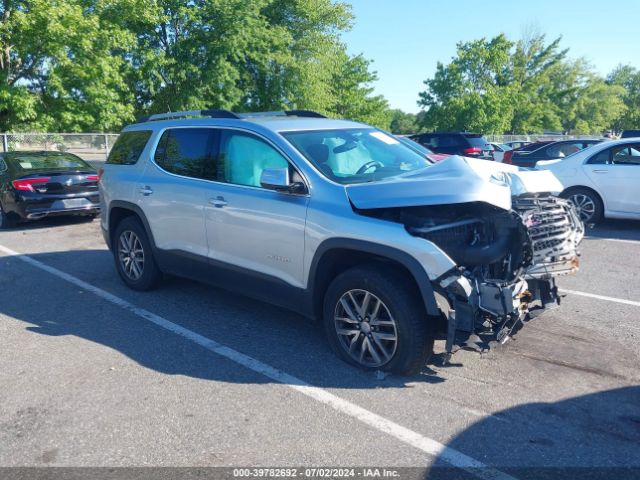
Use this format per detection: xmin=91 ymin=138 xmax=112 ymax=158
xmin=513 ymin=196 xmax=584 ymax=262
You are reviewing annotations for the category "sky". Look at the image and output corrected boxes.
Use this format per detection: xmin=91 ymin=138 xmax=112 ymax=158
xmin=341 ymin=0 xmax=640 ymax=113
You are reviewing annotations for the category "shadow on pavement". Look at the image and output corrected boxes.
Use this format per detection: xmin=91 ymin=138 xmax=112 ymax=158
xmin=0 ymin=249 xmax=446 ymax=390
xmin=6 ymin=214 xmax=98 ymax=232
xmin=586 ymin=218 xmax=640 ymax=242
xmin=428 ymin=386 xmax=640 ymax=480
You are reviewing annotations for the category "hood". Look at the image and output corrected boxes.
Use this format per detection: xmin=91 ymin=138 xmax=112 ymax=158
xmin=345 ymin=155 xmax=564 ymax=211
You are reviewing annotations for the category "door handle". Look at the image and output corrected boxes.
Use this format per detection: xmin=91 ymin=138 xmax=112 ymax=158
xmin=208 ymin=196 xmax=227 ymax=208
xmin=592 ymin=170 xmax=609 ymax=174
xmin=138 ymin=186 xmax=154 ymax=195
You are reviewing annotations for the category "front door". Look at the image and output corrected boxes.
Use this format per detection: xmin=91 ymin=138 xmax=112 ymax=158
xmin=204 ymin=129 xmax=309 ymax=289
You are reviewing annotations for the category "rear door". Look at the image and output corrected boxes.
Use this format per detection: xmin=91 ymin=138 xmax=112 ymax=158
xmin=136 ymin=127 xmax=216 ymax=257
xmin=584 ymin=143 xmax=640 ymax=214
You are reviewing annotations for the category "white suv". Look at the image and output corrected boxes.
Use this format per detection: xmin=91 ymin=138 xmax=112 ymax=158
xmin=100 ymin=109 xmax=584 ymax=374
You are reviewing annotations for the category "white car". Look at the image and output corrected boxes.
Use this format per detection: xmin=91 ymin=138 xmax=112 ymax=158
xmin=536 ymin=138 xmax=640 ymax=223
xmin=490 ymin=143 xmax=512 ymax=162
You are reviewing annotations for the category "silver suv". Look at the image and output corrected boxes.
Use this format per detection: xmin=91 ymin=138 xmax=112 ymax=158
xmin=100 ymin=109 xmax=584 ymax=375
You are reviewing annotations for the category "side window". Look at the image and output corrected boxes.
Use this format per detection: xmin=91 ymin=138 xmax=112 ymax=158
xmin=438 ymin=135 xmax=461 ymax=148
xmin=219 ymin=131 xmax=289 ymax=188
xmin=422 ymin=135 xmax=438 ymax=148
xmin=153 ymin=128 xmax=216 ymax=179
xmin=587 ymin=149 xmax=610 ymax=165
xmin=612 ymin=144 xmax=640 ymax=166
xmin=547 ymin=142 xmax=582 ymax=158
xmin=106 ymin=130 xmax=152 ymax=165
xmin=0 ymin=156 xmax=6 ymax=173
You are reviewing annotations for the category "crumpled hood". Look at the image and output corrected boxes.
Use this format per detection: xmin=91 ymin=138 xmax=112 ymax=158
xmin=345 ymin=155 xmax=564 ymax=211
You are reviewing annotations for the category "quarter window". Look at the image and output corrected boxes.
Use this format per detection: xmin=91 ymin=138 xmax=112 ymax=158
xmin=154 ymin=128 xmax=216 ymax=179
xmin=106 ymin=130 xmax=152 ymax=165
xmin=218 ymin=131 xmax=290 ymax=187
xmin=587 ymin=149 xmax=610 ymax=165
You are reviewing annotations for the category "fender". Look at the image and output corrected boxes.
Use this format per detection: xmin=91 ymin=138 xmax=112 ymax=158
xmin=106 ymin=200 xmax=157 ymax=252
xmin=308 ymin=238 xmax=439 ymax=317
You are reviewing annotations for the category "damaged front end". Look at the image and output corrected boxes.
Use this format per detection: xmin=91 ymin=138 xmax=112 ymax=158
xmin=407 ymin=194 xmax=583 ymax=360
xmin=347 ymin=156 xmax=584 ymax=361
xmin=404 ymin=194 xmax=584 ymax=360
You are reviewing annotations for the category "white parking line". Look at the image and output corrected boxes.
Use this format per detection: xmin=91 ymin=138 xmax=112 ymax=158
xmin=0 ymin=244 xmax=516 ymax=480
xmin=560 ymin=288 xmax=640 ymax=308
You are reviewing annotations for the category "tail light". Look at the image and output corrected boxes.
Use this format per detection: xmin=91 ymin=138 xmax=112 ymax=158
xmin=12 ymin=177 xmax=50 ymax=192
xmin=463 ymin=147 xmax=482 ymax=155
xmin=503 ymin=151 xmax=513 ymax=164
xmin=86 ymin=174 xmax=99 ymax=182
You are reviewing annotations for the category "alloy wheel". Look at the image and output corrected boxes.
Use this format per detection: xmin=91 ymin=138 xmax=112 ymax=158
xmin=118 ymin=230 xmax=145 ymax=281
xmin=568 ymin=193 xmax=596 ymax=222
xmin=334 ymin=289 xmax=398 ymax=368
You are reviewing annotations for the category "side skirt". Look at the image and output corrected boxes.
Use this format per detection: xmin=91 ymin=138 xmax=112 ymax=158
xmin=154 ymin=249 xmax=314 ymax=319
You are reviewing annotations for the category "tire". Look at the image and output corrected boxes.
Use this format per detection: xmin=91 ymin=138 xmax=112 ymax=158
xmin=113 ymin=216 xmax=161 ymax=291
xmin=323 ymin=265 xmax=434 ymax=375
xmin=0 ymin=204 xmax=17 ymax=229
xmin=561 ymin=187 xmax=603 ymax=224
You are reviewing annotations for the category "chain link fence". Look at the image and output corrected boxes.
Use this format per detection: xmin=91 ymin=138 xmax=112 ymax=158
xmin=0 ymin=133 xmax=120 ymax=169
xmin=486 ymin=134 xmax=602 ymax=144
xmin=0 ymin=132 xmax=603 ymax=164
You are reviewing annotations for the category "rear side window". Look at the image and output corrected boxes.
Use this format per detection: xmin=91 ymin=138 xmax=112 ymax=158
xmin=153 ymin=128 xmax=216 ymax=179
xmin=0 ymin=156 xmax=6 ymax=172
xmin=107 ymin=131 xmax=152 ymax=165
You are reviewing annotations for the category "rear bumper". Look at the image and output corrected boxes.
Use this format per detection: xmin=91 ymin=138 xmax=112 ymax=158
xmin=10 ymin=191 xmax=100 ymax=220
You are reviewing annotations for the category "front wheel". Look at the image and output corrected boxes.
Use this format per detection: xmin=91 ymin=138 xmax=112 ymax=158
xmin=113 ymin=216 xmax=161 ymax=290
xmin=323 ymin=265 xmax=434 ymax=375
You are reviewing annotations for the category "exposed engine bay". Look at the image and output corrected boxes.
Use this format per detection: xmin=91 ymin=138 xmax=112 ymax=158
xmin=359 ymin=193 xmax=584 ymax=359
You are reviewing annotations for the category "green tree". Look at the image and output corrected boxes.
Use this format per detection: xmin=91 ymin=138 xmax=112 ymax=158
xmin=0 ymin=0 xmax=136 ymax=132
xmin=417 ymin=33 xmax=626 ymax=134
xmin=607 ymin=65 xmax=640 ymax=131
xmin=388 ymin=109 xmax=417 ymax=134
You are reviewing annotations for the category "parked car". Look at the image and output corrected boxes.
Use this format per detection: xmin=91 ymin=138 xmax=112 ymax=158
xmin=506 ymin=139 xmax=603 ymax=167
xmin=504 ymin=141 xmax=532 ymax=150
xmin=490 ymin=143 xmax=512 ymax=162
xmin=100 ymin=109 xmax=583 ymax=374
xmin=620 ymin=129 xmax=640 ymax=139
xmin=536 ymin=138 xmax=640 ymax=224
xmin=0 ymin=151 xmax=100 ymax=228
xmin=409 ymin=132 xmax=493 ymax=159
xmin=396 ymin=136 xmax=449 ymax=162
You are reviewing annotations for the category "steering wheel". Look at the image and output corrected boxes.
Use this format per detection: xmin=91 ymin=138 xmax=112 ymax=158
xmin=356 ymin=161 xmax=384 ymax=175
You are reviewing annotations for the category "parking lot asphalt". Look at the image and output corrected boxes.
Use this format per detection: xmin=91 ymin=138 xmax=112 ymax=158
xmin=0 ymin=217 xmax=639 ymax=479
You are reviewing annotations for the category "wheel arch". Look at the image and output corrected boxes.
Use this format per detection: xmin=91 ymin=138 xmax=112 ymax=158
xmin=308 ymin=238 xmax=439 ymax=321
xmin=108 ymin=201 xmax=157 ymax=252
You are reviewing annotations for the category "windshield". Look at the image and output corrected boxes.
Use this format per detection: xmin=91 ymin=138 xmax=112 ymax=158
xmin=282 ymin=128 xmax=432 ymax=184
xmin=7 ymin=152 xmax=92 ymax=172
xmin=397 ymin=136 xmax=435 ymax=156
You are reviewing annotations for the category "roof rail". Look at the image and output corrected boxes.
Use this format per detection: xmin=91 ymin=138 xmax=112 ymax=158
xmin=137 ymin=109 xmax=240 ymax=123
xmin=237 ymin=110 xmax=327 ymax=119
xmin=136 ymin=108 xmax=326 ymax=123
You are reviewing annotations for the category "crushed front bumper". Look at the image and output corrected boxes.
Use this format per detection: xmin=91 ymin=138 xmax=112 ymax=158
xmin=438 ymin=195 xmax=584 ymax=360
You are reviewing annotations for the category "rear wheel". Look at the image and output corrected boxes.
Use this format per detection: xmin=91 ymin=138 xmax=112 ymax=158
xmin=113 ymin=216 xmax=161 ymax=290
xmin=562 ymin=187 xmax=603 ymax=224
xmin=0 ymin=204 xmax=17 ymax=229
xmin=323 ymin=265 xmax=433 ymax=375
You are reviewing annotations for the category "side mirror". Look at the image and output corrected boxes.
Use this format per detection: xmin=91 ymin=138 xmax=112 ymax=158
xmin=260 ymin=168 xmax=306 ymax=194
xmin=260 ymin=168 xmax=290 ymax=191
